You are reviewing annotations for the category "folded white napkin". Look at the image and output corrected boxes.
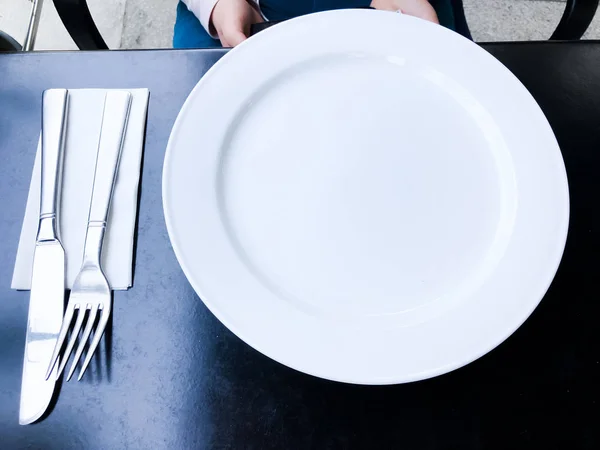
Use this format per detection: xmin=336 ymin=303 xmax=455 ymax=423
xmin=11 ymin=89 xmax=149 ymax=291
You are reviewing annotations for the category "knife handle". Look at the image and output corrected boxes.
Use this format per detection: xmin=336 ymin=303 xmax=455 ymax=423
xmin=38 ymin=89 xmax=68 ymax=241
xmin=88 ymin=91 xmax=131 ymax=226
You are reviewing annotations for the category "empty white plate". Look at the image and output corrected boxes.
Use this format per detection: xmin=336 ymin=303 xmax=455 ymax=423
xmin=163 ymin=10 xmax=569 ymax=384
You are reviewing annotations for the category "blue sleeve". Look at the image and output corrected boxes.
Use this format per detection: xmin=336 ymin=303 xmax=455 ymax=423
xmin=315 ymin=1 xmax=372 ymax=12
xmin=340 ymin=0 xmax=372 ymax=6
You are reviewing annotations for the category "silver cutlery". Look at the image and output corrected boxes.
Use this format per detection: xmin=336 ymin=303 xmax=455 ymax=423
xmin=20 ymin=89 xmax=69 ymax=425
xmin=46 ymin=91 xmax=132 ymax=382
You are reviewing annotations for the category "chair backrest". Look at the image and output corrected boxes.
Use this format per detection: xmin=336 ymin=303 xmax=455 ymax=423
xmin=552 ymin=0 xmax=599 ymax=39
xmin=53 ymin=0 xmax=107 ymax=50
xmin=0 ymin=30 xmax=21 ymax=52
xmin=450 ymin=0 xmax=472 ymax=40
xmin=449 ymin=0 xmax=599 ymax=41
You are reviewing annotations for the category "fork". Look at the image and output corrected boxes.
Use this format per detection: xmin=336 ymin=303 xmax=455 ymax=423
xmin=46 ymin=91 xmax=132 ymax=381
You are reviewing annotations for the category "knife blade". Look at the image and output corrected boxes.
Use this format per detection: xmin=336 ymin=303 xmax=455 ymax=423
xmin=19 ymin=89 xmax=69 ymax=425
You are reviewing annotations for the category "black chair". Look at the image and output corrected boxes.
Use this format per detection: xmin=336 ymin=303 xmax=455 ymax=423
xmin=450 ymin=0 xmax=600 ymax=41
xmin=552 ymin=0 xmax=600 ymax=39
xmin=46 ymin=0 xmax=600 ymax=50
xmin=0 ymin=30 xmax=22 ymax=51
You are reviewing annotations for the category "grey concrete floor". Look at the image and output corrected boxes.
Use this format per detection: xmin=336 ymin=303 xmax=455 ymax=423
xmin=0 ymin=0 xmax=599 ymax=50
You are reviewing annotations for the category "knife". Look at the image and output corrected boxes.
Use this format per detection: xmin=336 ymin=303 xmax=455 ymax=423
xmin=19 ymin=89 xmax=69 ymax=425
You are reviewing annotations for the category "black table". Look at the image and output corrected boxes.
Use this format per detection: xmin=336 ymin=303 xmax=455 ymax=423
xmin=1 ymin=44 xmax=599 ymax=449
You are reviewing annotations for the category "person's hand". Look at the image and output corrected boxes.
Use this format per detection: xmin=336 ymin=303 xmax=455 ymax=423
xmin=370 ymin=0 xmax=439 ymax=24
xmin=210 ymin=0 xmax=264 ymax=47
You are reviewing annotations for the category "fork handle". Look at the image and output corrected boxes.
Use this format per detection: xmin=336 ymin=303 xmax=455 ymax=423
xmin=88 ymin=91 xmax=131 ymax=225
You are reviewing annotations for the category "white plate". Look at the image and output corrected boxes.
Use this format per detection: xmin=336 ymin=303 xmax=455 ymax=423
xmin=163 ymin=10 xmax=569 ymax=384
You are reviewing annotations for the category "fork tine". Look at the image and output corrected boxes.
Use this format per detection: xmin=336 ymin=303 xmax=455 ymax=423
xmin=78 ymin=301 xmax=111 ymax=381
xmin=56 ymin=306 xmax=87 ymax=379
xmin=45 ymin=305 xmax=76 ymax=380
xmin=66 ymin=304 xmax=99 ymax=381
